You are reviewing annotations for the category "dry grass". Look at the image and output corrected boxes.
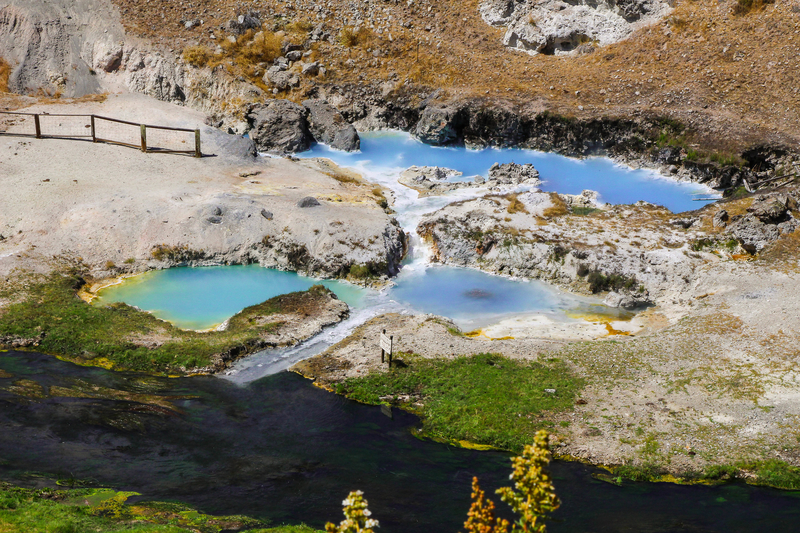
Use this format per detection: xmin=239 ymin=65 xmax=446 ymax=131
xmin=506 ymin=193 xmax=528 ymax=214
xmin=733 ymin=0 xmax=774 ymax=16
xmin=542 ymin=193 xmax=569 ymax=219
xmin=758 ymin=229 xmax=800 ymax=270
xmin=182 ymin=45 xmax=212 ymax=68
xmin=0 ymin=58 xmax=10 ymax=93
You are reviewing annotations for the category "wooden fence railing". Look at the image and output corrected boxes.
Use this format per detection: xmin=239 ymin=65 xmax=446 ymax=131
xmin=0 ymin=111 xmax=202 ymax=157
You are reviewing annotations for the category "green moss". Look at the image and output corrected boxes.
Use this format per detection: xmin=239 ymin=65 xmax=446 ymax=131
xmin=0 ymin=482 xmax=322 ymax=533
xmin=348 ymin=264 xmax=371 ymax=279
xmin=0 ymin=273 xmax=334 ymax=374
xmin=739 ymin=459 xmax=800 ymax=490
xmin=613 ymin=460 xmax=800 ymax=490
xmin=571 ymin=207 xmax=602 ymax=216
xmin=690 ymin=237 xmax=740 ymax=253
xmin=335 ymin=353 xmax=583 ymax=452
xmin=614 ymin=463 xmax=667 ymax=482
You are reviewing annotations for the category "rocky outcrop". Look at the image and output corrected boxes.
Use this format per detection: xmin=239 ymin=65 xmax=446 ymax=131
xmin=303 ymin=99 xmax=360 ymax=152
xmin=245 ymin=99 xmax=362 ymax=154
xmin=264 ymin=66 xmax=300 ymax=91
xmin=205 ymin=286 xmax=350 ymax=374
xmin=246 ymin=100 xmax=313 ymax=153
xmin=417 ymin=192 xmax=722 ymax=307
xmin=413 ymin=105 xmax=463 ymax=145
xmin=0 ymin=0 xmax=117 ymax=97
xmin=562 ymin=190 xmax=602 ymax=209
xmin=399 ymin=99 xmax=798 ymax=192
xmin=481 ymin=0 xmax=672 ymax=55
xmin=398 ymin=166 xmax=477 ymax=196
xmin=726 ymin=194 xmax=799 ymax=253
xmin=398 ymin=163 xmax=542 ymax=197
xmin=487 ymin=162 xmax=541 ymax=186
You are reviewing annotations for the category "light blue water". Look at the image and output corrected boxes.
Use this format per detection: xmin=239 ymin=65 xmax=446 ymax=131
xmin=96 ymin=265 xmax=610 ymax=332
xmin=390 ymin=265 xmax=608 ymax=324
xmin=95 ymin=265 xmax=367 ymax=330
xmin=301 ymin=130 xmax=718 ymax=213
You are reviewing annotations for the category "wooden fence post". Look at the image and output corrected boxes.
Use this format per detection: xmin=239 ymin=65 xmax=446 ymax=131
xmin=381 ymin=329 xmax=386 ymax=364
xmin=140 ymin=124 xmax=147 ymax=152
xmin=194 ymin=128 xmax=201 ymax=158
xmin=90 ymin=115 xmax=96 ymax=143
xmin=34 ymin=114 xmax=41 ymax=139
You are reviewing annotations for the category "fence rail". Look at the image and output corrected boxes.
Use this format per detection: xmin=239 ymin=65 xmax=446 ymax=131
xmin=0 ymin=111 xmax=201 ymax=157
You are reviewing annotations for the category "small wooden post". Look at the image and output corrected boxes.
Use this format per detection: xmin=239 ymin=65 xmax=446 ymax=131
xmin=381 ymin=329 xmax=386 ymax=364
xmin=194 ymin=128 xmax=201 ymax=158
xmin=90 ymin=115 xmax=97 ymax=143
xmin=380 ymin=330 xmax=393 ymax=367
xmin=140 ymin=124 xmax=147 ymax=152
xmin=34 ymin=114 xmax=41 ymax=139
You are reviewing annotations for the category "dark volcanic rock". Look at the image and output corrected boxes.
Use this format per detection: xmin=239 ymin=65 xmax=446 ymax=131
xmin=303 ymin=100 xmax=360 ymax=152
xmin=246 ymin=100 xmax=312 ymax=153
xmin=413 ymin=104 xmax=464 ymax=145
xmin=298 ymin=196 xmax=321 ymax=208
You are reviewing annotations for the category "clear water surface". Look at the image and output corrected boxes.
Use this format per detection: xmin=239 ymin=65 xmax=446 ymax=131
xmin=300 ymin=130 xmax=719 ymax=213
xmin=95 ymin=265 xmax=368 ymax=331
xmin=96 ymin=264 xmax=610 ymax=333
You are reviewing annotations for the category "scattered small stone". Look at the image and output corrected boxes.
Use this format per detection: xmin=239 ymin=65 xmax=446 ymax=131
xmin=260 ymin=208 xmax=273 ymax=220
xmin=298 ymin=196 xmax=321 ymax=208
xmin=239 ymin=170 xmax=262 ymax=178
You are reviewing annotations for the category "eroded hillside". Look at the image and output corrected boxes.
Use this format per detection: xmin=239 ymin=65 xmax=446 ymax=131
xmin=99 ymin=0 xmax=800 ymax=155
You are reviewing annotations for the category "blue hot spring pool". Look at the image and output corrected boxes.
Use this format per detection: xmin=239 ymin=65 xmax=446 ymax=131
xmin=300 ymin=130 xmax=719 ymax=213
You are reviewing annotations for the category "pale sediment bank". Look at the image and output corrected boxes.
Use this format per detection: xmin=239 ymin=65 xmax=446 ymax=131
xmin=0 ymin=94 xmax=404 ymax=281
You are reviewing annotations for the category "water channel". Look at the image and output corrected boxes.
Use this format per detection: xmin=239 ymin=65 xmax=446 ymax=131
xmin=1 ymin=351 xmax=798 ymax=533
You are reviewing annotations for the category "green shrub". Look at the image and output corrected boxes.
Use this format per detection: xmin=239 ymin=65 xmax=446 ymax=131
xmin=349 ymin=264 xmax=371 ymax=279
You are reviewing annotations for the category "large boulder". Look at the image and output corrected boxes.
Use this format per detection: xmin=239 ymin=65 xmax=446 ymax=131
xmin=246 ymin=100 xmax=312 ymax=153
xmin=413 ymin=105 xmax=463 ymax=145
xmin=727 ymin=215 xmax=782 ymax=254
xmin=302 ymin=100 xmax=360 ymax=152
xmin=227 ymin=11 xmax=261 ymax=34
xmin=264 ymin=66 xmax=300 ymax=91
xmin=747 ymin=194 xmax=796 ymax=224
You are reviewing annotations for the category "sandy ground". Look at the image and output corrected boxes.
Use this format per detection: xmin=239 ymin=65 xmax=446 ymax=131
xmin=0 ymin=93 xmax=401 ymax=279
